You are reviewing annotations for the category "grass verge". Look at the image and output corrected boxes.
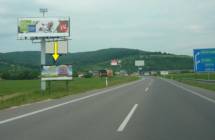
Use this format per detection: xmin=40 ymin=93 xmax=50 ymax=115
xmin=177 ymin=79 xmax=215 ymax=92
xmin=0 ymin=76 xmax=139 ymax=110
xmin=164 ymin=73 xmax=215 ymax=92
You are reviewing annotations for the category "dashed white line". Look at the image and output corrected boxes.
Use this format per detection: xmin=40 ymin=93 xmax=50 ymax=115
xmin=145 ymin=87 xmax=149 ymax=92
xmin=117 ymin=104 xmax=138 ymax=132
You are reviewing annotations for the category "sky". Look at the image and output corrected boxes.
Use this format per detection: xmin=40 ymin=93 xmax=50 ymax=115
xmin=0 ymin=0 xmax=215 ymax=55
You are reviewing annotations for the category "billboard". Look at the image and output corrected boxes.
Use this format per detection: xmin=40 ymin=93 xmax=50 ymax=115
xmin=160 ymin=71 xmax=169 ymax=75
xmin=41 ymin=65 xmax=72 ymax=78
xmin=18 ymin=17 xmax=70 ymax=39
xmin=193 ymin=48 xmax=215 ymax=72
xmin=46 ymin=40 xmax=68 ymax=54
xmin=111 ymin=59 xmax=118 ymax=66
xmin=135 ymin=60 xmax=145 ymax=66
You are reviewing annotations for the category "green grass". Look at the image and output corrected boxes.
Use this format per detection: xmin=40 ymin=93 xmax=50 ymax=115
xmin=178 ymin=80 xmax=215 ymax=92
xmin=165 ymin=73 xmax=215 ymax=80
xmin=0 ymin=80 xmax=40 ymax=96
xmin=164 ymin=73 xmax=215 ymax=92
xmin=0 ymin=76 xmax=139 ymax=110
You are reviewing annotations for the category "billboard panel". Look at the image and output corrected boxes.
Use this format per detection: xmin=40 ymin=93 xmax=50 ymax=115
xmin=111 ymin=59 xmax=118 ymax=66
xmin=41 ymin=65 xmax=72 ymax=78
xmin=135 ymin=60 xmax=145 ymax=66
xmin=45 ymin=40 xmax=68 ymax=54
xmin=18 ymin=17 xmax=70 ymax=39
xmin=193 ymin=48 xmax=215 ymax=72
xmin=160 ymin=71 xmax=169 ymax=75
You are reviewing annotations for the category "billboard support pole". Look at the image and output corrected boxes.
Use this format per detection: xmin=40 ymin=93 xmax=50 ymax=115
xmin=41 ymin=38 xmax=46 ymax=91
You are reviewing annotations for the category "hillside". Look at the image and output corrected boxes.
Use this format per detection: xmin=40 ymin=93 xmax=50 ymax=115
xmin=0 ymin=48 xmax=193 ymax=73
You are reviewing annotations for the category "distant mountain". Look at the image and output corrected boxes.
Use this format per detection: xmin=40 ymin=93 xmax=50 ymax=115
xmin=0 ymin=48 xmax=193 ymax=73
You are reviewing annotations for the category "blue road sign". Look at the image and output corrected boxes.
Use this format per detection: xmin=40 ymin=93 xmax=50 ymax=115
xmin=193 ymin=48 xmax=215 ymax=72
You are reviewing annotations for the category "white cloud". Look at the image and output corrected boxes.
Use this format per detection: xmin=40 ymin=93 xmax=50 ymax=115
xmin=188 ymin=25 xmax=204 ymax=33
xmin=0 ymin=0 xmax=215 ymax=55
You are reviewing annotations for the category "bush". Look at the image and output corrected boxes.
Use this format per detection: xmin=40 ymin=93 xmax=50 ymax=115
xmin=72 ymin=72 xmax=79 ymax=77
xmin=1 ymin=70 xmax=39 ymax=80
xmin=84 ymin=72 xmax=93 ymax=78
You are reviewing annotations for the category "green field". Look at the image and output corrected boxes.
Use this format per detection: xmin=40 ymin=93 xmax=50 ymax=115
xmin=165 ymin=73 xmax=215 ymax=92
xmin=0 ymin=76 xmax=139 ymax=110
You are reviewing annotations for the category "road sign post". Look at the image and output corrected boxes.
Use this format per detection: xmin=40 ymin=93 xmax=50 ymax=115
xmin=105 ymin=77 xmax=108 ymax=87
xmin=193 ymin=48 xmax=215 ymax=73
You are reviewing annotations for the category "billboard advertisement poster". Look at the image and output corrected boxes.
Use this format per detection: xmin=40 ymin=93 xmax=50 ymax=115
xmin=41 ymin=65 xmax=72 ymax=78
xmin=45 ymin=40 xmax=68 ymax=54
xmin=160 ymin=71 xmax=169 ymax=75
xmin=193 ymin=48 xmax=215 ymax=72
xmin=18 ymin=17 xmax=70 ymax=39
xmin=135 ymin=60 xmax=145 ymax=67
xmin=111 ymin=59 xmax=118 ymax=66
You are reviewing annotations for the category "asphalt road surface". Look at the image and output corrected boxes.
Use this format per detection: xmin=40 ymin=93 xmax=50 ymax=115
xmin=0 ymin=77 xmax=215 ymax=140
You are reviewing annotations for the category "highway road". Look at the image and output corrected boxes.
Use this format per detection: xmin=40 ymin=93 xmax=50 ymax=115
xmin=0 ymin=77 xmax=215 ymax=140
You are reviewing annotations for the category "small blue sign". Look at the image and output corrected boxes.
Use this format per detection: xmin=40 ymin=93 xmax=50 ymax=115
xmin=193 ymin=48 xmax=215 ymax=72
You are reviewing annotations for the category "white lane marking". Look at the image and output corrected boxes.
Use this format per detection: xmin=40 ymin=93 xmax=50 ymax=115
xmin=0 ymin=80 xmax=141 ymax=125
xmin=7 ymin=99 xmax=53 ymax=111
xmin=145 ymin=87 xmax=149 ymax=92
xmin=163 ymin=79 xmax=215 ymax=104
xmin=148 ymin=79 xmax=153 ymax=86
xmin=145 ymin=79 xmax=153 ymax=92
xmin=117 ymin=104 xmax=138 ymax=132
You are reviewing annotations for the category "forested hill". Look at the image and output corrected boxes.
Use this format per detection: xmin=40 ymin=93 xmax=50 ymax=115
xmin=0 ymin=48 xmax=193 ymax=73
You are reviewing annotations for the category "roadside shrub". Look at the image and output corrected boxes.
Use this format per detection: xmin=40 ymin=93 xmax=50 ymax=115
xmin=1 ymin=70 xmax=39 ymax=80
xmin=84 ymin=72 xmax=93 ymax=78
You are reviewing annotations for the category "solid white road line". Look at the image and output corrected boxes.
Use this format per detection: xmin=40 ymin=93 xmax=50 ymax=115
xmin=117 ymin=104 xmax=138 ymax=132
xmin=145 ymin=87 xmax=149 ymax=92
xmin=0 ymin=80 xmax=141 ymax=125
xmin=164 ymin=79 xmax=215 ymax=104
